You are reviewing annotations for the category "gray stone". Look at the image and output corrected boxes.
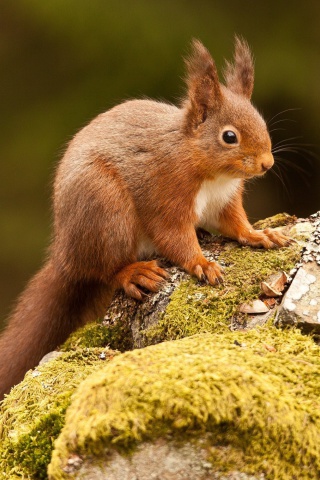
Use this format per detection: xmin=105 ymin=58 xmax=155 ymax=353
xmin=103 ymin=263 xmax=190 ymax=348
xmin=39 ymin=350 xmax=63 ymax=365
xmin=276 ymin=213 xmax=320 ymax=332
xmin=277 ymin=261 xmax=320 ymax=331
xmin=70 ymin=439 xmax=265 ymax=480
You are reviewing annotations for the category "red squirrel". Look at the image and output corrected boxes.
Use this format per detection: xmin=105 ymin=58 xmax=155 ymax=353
xmin=0 ymin=38 xmax=291 ymax=399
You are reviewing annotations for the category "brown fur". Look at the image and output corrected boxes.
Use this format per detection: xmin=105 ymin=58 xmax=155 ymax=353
xmin=0 ymin=38 xmax=290 ymax=399
xmin=223 ymin=36 xmax=254 ymax=99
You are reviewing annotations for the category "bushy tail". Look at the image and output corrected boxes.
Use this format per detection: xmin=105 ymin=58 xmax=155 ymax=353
xmin=0 ymin=260 xmax=111 ymax=399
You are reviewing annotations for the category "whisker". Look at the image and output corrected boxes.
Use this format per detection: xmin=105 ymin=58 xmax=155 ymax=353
xmin=272 ymin=142 xmax=316 ymax=149
xmin=270 ymin=164 xmax=292 ymax=201
xmin=272 ymin=146 xmax=318 ymax=161
xmin=274 ymin=158 xmax=289 ymax=172
xmin=274 ymin=156 xmax=312 ymax=176
xmin=272 ymin=147 xmax=304 ymax=154
xmin=268 ymin=113 xmax=318 ymax=203
xmin=274 ymin=156 xmax=313 ymax=194
xmin=269 ymin=118 xmax=297 ymax=127
xmin=272 ymin=142 xmax=318 ymax=157
xmin=267 ymin=107 xmax=301 ymax=126
xmin=272 ymin=136 xmax=303 ymax=148
xmin=269 ymin=127 xmax=287 ymax=134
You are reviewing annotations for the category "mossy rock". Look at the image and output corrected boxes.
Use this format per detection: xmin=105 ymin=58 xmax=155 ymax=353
xmin=151 ymin=240 xmax=300 ymax=342
xmin=252 ymin=213 xmax=297 ymax=230
xmin=49 ymin=327 xmax=320 ymax=479
xmin=0 ymin=348 xmax=119 ymax=479
xmin=0 ymin=214 xmax=315 ymax=479
xmin=63 ymin=218 xmax=303 ymax=352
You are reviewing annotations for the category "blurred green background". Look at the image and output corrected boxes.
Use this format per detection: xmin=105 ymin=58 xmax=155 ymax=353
xmin=1 ymin=0 xmax=319 ymax=327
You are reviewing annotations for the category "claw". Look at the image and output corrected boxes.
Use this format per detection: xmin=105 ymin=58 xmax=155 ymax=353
xmin=287 ymin=238 xmax=298 ymax=245
xmin=126 ymin=284 xmax=148 ymax=301
xmin=201 ymin=273 xmax=210 ymax=284
xmin=191 ymin=259 xmax=224 ymax=286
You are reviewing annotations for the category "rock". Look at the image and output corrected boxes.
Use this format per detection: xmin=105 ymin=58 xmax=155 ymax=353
xmin=64 ymin=439 xmax=265 ymax=480
xmin=245 ymin=310 xmax=274 ymax=329
xmin=64 ymin=224 xmax=302 ymax=352
xmin=276 ymin=212 xmax=320 ymax=332
xmin=104 ymin=263 xmax=191 ymax=348
xmin=1 ymin=212 xmax=319 ymax=479
xmin=48 ymin=331 xmax=320 ymax=480
xmin=39 ymin=350 xmax=63 ymax=365
xmin=0 ymin=348 xmax=118 ymax=479
xmin=276 ymin=262 xmax=320 ymax=332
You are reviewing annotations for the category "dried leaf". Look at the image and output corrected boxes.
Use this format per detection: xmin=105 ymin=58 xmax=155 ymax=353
xmin=261 ymin=271 xmax=289 ymax=297
xmin=261 ymin=281 xmax=282 ymax=297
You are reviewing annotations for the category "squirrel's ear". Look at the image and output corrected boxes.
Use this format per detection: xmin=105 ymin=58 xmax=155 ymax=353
xmin=224 ymin=36 xmax=254 ymax=99
xmin=184 ymin=39 xmax=222 ymax=128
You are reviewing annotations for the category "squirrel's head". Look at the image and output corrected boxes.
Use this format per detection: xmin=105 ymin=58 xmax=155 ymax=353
xmin=183 ymin=37 xmax=273 ymax=179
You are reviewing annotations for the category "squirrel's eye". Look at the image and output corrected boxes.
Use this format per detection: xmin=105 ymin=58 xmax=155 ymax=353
xmin=222 ymin=130 xmax=238 ymax=144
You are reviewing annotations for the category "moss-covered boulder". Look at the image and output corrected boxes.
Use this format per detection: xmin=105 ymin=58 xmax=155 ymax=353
xmin=49 ymin=328 xmax=320 ymax=479
xmin=0 ymin=348 xmax=119 ymax=479
xmin=0 ymin=213 xmax=318 ymax=479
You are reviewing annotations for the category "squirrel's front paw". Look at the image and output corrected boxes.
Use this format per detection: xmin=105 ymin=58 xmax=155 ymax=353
xmin=240 ymin=228 xmax=293 ymax=249
xmin=188 ymin=257 xmax=224 ymax=285
xmin=262 ymin=228 xmax=294 ymax=247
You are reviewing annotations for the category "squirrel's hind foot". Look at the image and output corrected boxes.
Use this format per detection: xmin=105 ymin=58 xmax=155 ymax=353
xmin=114 ymin=260 xmax=168 ymax=301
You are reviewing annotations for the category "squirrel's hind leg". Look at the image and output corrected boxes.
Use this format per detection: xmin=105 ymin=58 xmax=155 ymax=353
xmin=54 ymin=157 xmax=143 ymax=282
xmin=55 ymin=157 xmax=168 ymax=300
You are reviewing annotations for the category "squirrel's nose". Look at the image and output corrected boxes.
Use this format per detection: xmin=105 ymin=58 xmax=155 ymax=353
xmin=259 ymin=152 xmax=274 ymax=172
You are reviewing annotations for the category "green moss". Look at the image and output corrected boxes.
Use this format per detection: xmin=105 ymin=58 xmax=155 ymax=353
xmin=61 ymin=317 xmax=132 ymax=352
xmin=49 ymin=327 xmax=320 ymax=479
xmin=146 ymin=242 xmax=301 ymax=344
xmin=0 ymin=348 xmax=119 ymax=479
xmin=252 ymin=213 xmax=297 ymax=230
xmin=0 ymin=215 xmax=308 ymax=479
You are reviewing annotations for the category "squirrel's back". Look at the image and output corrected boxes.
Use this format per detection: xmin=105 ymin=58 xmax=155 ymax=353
xmin=63 ymin=99 xmax=183 ymax=164
xmin=54 ymin=99 xmax=186 ymax=208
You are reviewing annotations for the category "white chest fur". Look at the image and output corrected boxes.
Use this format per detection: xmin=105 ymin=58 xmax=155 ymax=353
xmin=195 ymin=175 xmax=241 ymax=230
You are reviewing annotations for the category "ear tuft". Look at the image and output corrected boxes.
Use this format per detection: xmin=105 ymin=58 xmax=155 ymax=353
xmin=184 ymin=39 xmax=222 ymax=130
xmin=223 ymin=36 xmax=254 ymax=99
xmin=185 ymin=40 xmax=216 ymax=82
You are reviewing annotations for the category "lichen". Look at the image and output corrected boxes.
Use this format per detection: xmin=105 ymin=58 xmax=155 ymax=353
xmin=0 ymin=348 xmax=119 ymax=479
xmin=145 ymin=242 xmax=301 ymax=344
xmin=49 ymin=327 xmax=320 ymax=480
